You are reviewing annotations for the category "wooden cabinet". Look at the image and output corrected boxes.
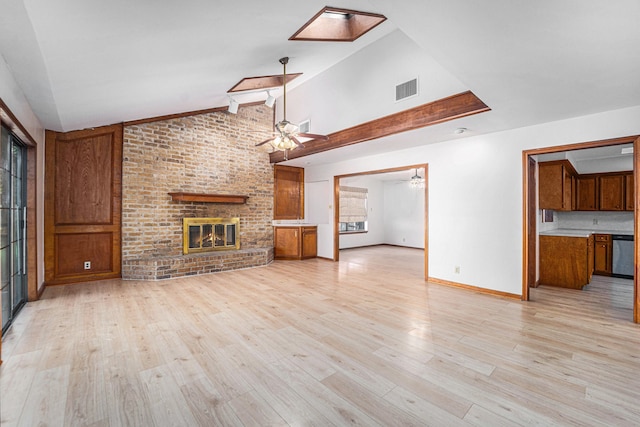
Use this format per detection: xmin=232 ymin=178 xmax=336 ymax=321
xmin=593 ymin=234 xmax=612 ymax=275
xmin=625 ymin=173 xmax=634 ymax=211
xmin=301 ymin=227 xmax=317 ymax=259
xmin=542 ymin=164 xmax=634 ymax=212
xmin=274 ymin=165 xmax=304 ymax=220
xmin=599 ymin=174 xmax=625 ymax=211
xmin=539 ymin=160 xmax=576 ymax=211
xmin=539 ymin=234 xmax=594 ymax=289
xmin=576 ymin=175 xmax=597 ymax=210
xmin=274 ymin=226 xmax=317 ymax=260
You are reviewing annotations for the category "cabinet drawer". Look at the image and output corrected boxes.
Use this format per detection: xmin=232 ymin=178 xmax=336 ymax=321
xmin=594 ymin=234 xmax=611 ymax=242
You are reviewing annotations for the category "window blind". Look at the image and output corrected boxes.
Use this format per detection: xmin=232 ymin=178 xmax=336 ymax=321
xmin=339 ymin=186 xmax=368 ymax=223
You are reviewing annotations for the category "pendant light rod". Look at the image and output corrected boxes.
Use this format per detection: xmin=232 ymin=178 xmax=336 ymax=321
xmin=279 ymin=57 xmax=288 ymax=121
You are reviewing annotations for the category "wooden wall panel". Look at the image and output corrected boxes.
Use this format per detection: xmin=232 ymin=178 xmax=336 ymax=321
xmin=56 ymin=233 xmax=113 ymax=276
xmin=45 ymin=124 xmax=122 ymax=285
xmin=55 ymin=134 xmax=113 ymax=224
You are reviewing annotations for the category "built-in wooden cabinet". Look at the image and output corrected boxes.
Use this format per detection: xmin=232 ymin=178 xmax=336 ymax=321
xmin=274 ymin=165 xmax=304 ymax=220
xmin=625 ymin=173 xmax=634 ymax=211
xmin=539 ymin=161 xmax=633 ymax=212
xmin=274 ymin=226 xmax=317 ymax=260
xmin=539 ymin=234 xmax=594 ymax=289
xmin=539 ymin=160 xmax=576 ymax=211
xmin=599 ymin=174 xmax=625 ymax=211
xmin=594 ymin=234 xmax=612 ymax=276
xmin=576 ymin=176 xmax=597 ymax=210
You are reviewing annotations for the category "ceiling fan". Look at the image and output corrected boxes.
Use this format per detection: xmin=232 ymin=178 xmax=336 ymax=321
xmin=255 ymin=57 xmax=328 ymax=158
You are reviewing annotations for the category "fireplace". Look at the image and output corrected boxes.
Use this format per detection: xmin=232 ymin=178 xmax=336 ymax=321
xmin=183 ymin=217 xmax=240 ymax=254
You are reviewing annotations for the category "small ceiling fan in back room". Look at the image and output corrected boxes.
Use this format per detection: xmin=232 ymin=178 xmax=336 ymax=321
xmin=255 ymin=57 xmax=329 ymax=159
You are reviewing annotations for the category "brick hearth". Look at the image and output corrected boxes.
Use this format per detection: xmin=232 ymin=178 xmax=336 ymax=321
xmin=121 ymin=247 xmax=274 ymax=280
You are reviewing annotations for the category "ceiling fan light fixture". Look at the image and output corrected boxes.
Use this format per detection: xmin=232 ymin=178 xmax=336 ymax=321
xmin=271 ymin=136 xmax=297 ymax=151
xmin=227 ymin=96 xmax=239 ymax=114
xmin=255 ymin=57 xmax=329 ymax=158
xmin=265 ymin=90 xmax=276 ymax=108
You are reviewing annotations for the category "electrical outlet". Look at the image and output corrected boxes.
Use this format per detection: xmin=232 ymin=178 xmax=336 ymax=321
xmin=84 ymin=261 xmax=91 ymax=270
xmin=455 ymin=266 xmax=460 ymax=274
xmin=593 ymin=218 xmax=598 ymax=225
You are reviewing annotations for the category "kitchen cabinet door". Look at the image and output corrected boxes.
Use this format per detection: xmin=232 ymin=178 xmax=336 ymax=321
xmin=274 ymin=227 xmax=300 ymax=259
xmin=599 ymin=175 xmax=625 ymax=211
xmin=594 ymin=234 xmax=612 ymax=275
xmin=576 ymin=176 xmax=597 ymax=210
xmin=625 ymin=173 xmax=634 ymax=211
xmin=538 ymin=161 xmax=575 ymax=211
xmin=301 ymin=227 xmax=317 ymax=259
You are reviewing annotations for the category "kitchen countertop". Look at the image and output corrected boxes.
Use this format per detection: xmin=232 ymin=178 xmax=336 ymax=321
xmin=539 ymin=228 xmax=633 ymax=238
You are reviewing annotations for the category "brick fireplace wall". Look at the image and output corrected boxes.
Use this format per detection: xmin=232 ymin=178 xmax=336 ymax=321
xmin=121 ymin=104 xmax=275 ymax=279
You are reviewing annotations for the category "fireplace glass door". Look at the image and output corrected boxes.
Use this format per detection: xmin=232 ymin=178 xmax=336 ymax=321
xmin=184 ymin=218 xmax=240 ymax=254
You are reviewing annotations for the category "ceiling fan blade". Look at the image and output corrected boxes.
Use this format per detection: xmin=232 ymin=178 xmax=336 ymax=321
xmin=255 ymin=138 xmax=274 ymax=147
xmin=298 ymin=133 xmax=329 ymax=141
xmin=291 ymin=135 xmax=303 ymax=147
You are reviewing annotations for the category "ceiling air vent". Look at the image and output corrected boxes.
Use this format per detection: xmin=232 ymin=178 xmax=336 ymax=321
xmin=299 ymin=120 xmax=310 ymax=134
xmin=395 ymin=78 xmax=418 ymax=102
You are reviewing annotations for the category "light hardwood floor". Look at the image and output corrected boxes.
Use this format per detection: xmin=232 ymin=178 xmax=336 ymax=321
xmin=1 ymin=246 xmax=639 ymax=426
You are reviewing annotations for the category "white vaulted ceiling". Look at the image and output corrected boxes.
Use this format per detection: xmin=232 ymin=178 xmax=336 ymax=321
xmin=1 ymin=0 xmax=639 ymax=164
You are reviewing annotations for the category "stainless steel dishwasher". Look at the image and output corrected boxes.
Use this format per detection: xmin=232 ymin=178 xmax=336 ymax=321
xmin=611 ymin=234 xmax=634 ymax=279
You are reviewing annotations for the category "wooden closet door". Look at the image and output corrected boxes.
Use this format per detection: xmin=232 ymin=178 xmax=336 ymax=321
xmin=44 ymin=124 xmax=122 ymax=285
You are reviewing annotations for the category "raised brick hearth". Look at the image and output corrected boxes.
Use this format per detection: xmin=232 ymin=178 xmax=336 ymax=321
xmin=121 ymin=247 xmax=274 ymax=280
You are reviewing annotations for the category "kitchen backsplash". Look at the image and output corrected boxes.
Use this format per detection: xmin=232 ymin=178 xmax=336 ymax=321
xmin=547 ymin=211 xmax=634 ymax=232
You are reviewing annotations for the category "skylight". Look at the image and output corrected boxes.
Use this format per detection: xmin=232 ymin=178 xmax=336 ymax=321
xmin=289 ymin=7 xmax=386 ymax=42
xmin=227 ymin=73 xmax=302 ymax=93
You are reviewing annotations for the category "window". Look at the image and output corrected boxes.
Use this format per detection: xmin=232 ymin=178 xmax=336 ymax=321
xmin=339 ymin=186 xmax=368 ymax=234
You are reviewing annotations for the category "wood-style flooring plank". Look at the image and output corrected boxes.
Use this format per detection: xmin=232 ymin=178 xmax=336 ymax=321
xmin=1 ymin=246 xmax=639 ymax=426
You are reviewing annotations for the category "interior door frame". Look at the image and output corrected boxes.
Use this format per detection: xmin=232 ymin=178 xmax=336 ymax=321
xmin=522 ymin=135 xmax=640 ymax=323
xmin=333 ymin=163 xmax=429 ymax=280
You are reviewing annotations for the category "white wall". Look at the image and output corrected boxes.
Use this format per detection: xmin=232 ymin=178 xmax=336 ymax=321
xmin=0 ymin=54 xmax=46 ymax=291
xmin=283 ymin=29 xmax=466 ymax=136
xmin=383 ymin=181 xmax=425 ymax=248
xmin=304 ymin=105 xmax=640 ymax=295
xmin=304 ymin=180 xmax=333 ymax=257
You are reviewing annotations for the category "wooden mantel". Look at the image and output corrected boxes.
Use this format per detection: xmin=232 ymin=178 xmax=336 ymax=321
xmin=168 ymin=192 xmax=248 ymax=204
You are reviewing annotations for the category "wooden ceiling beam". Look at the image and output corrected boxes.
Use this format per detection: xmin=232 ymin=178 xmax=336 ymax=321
xmin=269 ymin=91 xmax=490 ymax=163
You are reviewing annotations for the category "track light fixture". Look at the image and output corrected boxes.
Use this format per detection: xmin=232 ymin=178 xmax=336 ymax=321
xmin=227 ymin=96 xmax=239 ymax=114
xmin=265 ymin=90 xmax=276 ymax=108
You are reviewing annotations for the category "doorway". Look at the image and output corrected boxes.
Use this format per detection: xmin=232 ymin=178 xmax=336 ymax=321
xmin=333 ymin=164 xmax=428 ymax=280
xmin=523 ymin=135 xmax=640 ymax=323
xmin=1 ymin=125 xmax=28 ymax=333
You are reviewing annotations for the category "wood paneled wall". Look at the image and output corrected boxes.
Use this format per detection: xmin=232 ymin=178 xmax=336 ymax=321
xmin=44 ymin=124 xmax=122 ymax=285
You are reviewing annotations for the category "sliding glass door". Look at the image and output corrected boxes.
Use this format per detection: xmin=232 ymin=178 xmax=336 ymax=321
xmin=1 ymin=125 xmax=27 ymax=333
